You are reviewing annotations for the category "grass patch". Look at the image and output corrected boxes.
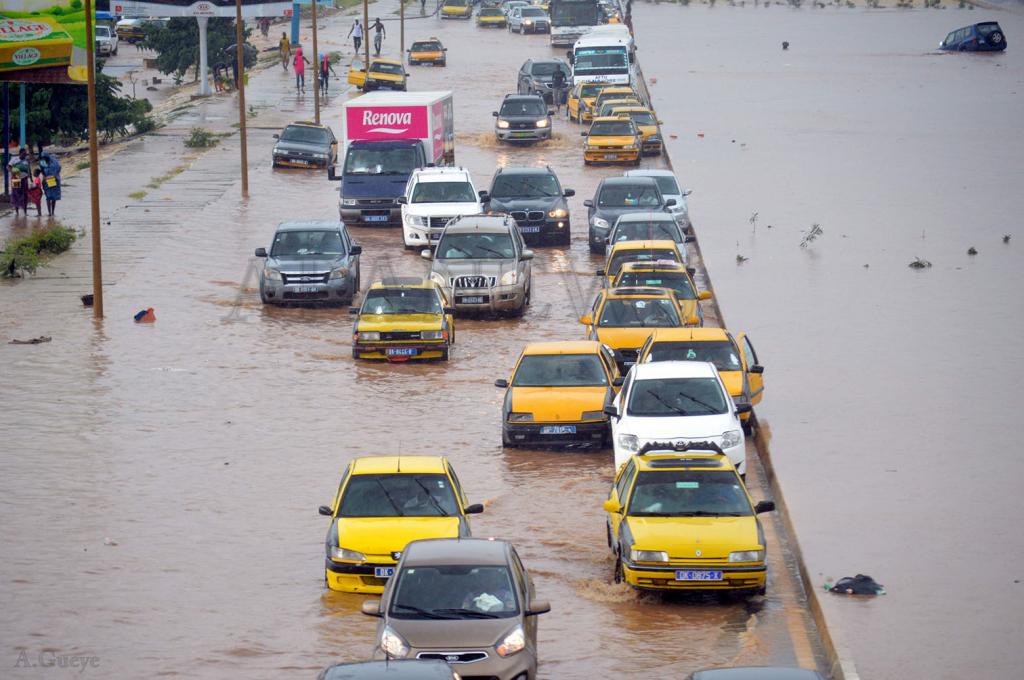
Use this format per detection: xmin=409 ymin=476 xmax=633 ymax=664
xmin=129 ymin=190 xmax=148 ymax=200
xmin=147 ymin=164 xmax=188 ymax=189
xmin=75 ymin=160 xmax=90 ymax=170
xmin=185 ymin=127 xmax=220 ymax=149
xmin=1 ymin=223 xmax=78 ymax=278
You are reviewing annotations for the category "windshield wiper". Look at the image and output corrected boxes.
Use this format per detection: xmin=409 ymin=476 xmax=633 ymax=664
xmin=676 ymin=510 xmax=732 ymax=517
xmin=432 ymin=608 xmax=500 ymax=619
xmin=642 ymin=389 xmax=688 ymax=416
xmin=413 ymin=478 xmax=449 ymax=516
xmin=374 ymin=478 xmax=404 ymax=516
xmin=476 ymin=245 xmax=508 ymax=259
xmin=392 ymin=604 xmax=455 ymax=619
xmin=675 ymin=390 xmax=721 ymax=415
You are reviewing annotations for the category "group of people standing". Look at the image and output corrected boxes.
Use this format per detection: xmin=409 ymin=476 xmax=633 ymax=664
xmin=7 ymin=148 xmax=62 ymax=218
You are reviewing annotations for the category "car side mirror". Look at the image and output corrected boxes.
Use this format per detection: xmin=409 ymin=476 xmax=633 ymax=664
xmin=583 ymin=199 xmax=593 ymax=207
xmin=685 ymin=235 xmax=696 ymax=243
xmin=754 ymin=500 xmax=776 ymax=514
xmin=443 ymin=47 xmax=448 ymax=51
xmin=603 ymin=404 xmax=619 ymax=418
xmin=420 ymin=249 xmax=433 ymax=260
xmin=254 ymin=247 xmax=268 ymax=257
xmin=318 ymin=505 xmax=332 ymax=516
xmin=595 ymin=269 xmax=605 ymax=277
xmin=349 ymin=306 xmax=360 ymax=314
xmin=683 ymin=189 xmax=692 ymax=196
xmin=687 ymin=266 xmax=696 ymax=276
xmin=579 ymin=313 xmax=593 ymax=325
xmin=580 ymin=131 xmax=588 ymax=137
xmin=602 ymin=498 xmax=622 ymax=513
xmin=494 ymin=378 xmax=509 ymax=388
xmin=272 ymin=133 xmax=279 ymax=139
xmin=698 ymin=291 xmax=713 ymax=301
xmin=563 ymin=188 xmax=575 ymax=197
xmin=444 ymin=307 xmax=456 ymax=315
xmin=750 ymin=365 xmax=764 ymax=374
xmin=526 ymin=600 xmax=551 ymax=616
xmin=521 ymin=249 xmax=534 ymax=261
xmin=361 ymin=600 xmax=383 ymax=617
xmin=612 ymin=376 xmax=624 ymax=387
xmin=464 ymin=503 xmax=484 ymax=514
xmin=396 ymin=196 xmax=407 ymax=204
xmin=735 ymin=402 xmax=753 ymax=415
xmin=664 ymin=198 xmax=677 ymax=207
xmin=349 ymin=245 xmax=362 ymax=256
xmin=492 ymin=111 xmax=499 ymax=117
xmin=478 ymin=190 xmax=490 ymax=200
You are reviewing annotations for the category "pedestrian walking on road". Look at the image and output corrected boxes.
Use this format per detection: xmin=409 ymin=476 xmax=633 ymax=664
xmin=294 ymin=46 xmax=310 ymax=92
xmin=279 ymin=32 xmax=291 ymax=71
xmin=39 ymin=151 xmax=62 ymax=217
xmin=259 ymin=17 xmax=271 ymax=39
xmin=319 ymin=52 xmax=337 ymax=95
xmin=8 ymin=148 xmax=30 ymax=217
xmin=348 ymin=19 xmax=363 ymax=54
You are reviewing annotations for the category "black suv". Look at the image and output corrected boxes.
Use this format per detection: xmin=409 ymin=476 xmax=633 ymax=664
xmin=493 ymin=94 xmax=553 ymax=143
xmin=516 ymin=58 xmax=572 ymax=104
xmin=584 ymin=176 xmax=676 ymax=254
xmin=485 ymin=166 xmax=575 ymax=246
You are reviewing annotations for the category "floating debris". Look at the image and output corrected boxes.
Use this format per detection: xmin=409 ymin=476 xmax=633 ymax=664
xmin=1003 ymin=234 xmax=1011 ymax=244
xmin=800 ymin=223 xmax=824 ymax=248
xmin=9 ymin=336 xmax=52 ymax=345
xmin=967 ymin=247 xmax=978 ymax=256
xmin=782 ymin=41 xmax=790 ymax=50
xmin=736 ymin=254 xmax=749 ymax=264
xmin=908 ymin=257 xmax=932 ymax=269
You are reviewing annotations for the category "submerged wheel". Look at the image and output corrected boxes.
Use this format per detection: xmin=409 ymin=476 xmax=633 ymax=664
xmin=613 ymin=555 xmax=624 ymax=584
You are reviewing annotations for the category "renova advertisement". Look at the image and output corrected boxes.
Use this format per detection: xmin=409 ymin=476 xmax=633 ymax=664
xmin=346 ymin=105 xmax=430 ymax=141
xmin=0 ymin=1 xmax=92 ymax=84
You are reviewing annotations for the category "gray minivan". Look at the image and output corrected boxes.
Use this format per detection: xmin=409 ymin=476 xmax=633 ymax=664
xmin=255 ymin=220 xmax=361 ymax=305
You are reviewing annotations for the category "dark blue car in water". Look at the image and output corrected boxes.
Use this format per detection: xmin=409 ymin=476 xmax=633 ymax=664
xmin=939 ymin=22 xmax=1006 ymax=52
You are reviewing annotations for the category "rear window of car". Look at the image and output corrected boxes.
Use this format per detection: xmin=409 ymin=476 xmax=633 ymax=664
xmin=413 ymin=42 xmax=441 ymax=50
xmin=618 ymin=272 xmax=695 ymax=300
xmin=609 ymin=249 xmax=681 ymax=276
xmin=977 ymin=22 xmax=1001 ymax=36
xmin=481 ymin=8 xmax=503 ymax=15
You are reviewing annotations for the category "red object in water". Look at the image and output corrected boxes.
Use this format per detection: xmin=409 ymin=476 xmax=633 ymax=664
xmin=697 ymin=133 xmax=705 ymax=139
xmin=134 ymin=308 xmax=157 ymax=323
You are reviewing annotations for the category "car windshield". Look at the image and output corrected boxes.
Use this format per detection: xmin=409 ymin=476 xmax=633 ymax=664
xmin=625 ymin=110 xmax=657 ymax=125
xmin=390 ymin=565 xmax=519 ymax=619
xmin=481 ymin=8 xmax=503 ymax=15
xmin=590 ymin=120 xmax=634 ymax=137
xmin=361 ymin=288 xmax=442 ymax=314
xmin=531 ymin=62 xmax=567 ymax=77
xmin=500 ymin=99 xmax=546 ymax=117
xmin=370 ymin=61 xmax=404 ymax=75
xmin=491 ymin=173 xmax=560 ymax=199
xmin=580 ymin=83 xmax=604 ymax=98
xmin=413 ymin=41 xmax=441 ymax=51
xmin=513 ymin=354 xmax=608 ymax=387
xmin=628 ymin=470 xmax=752 ymax=517
xmin=647 ymin=341 xmax=741 ymax=370
xmin=608 ymin=249 xmax=681 ymax=277
xmin=446 ymin=0 xmax=469 ymax=6
xmin=344 ymin=147 xmax=418 ymax=175
xmin=281 ymin=125 xmax=330 ymax=144
xmin=522 ymin=7 xmax=546 ymax=15
xmin=550 ymin=3 xmax=599 ymax=25
xmin=411 ymin=181 xmax=477 ymax=203
xmin=96 ymin=26 xmax=111 ymax=38
xmin=436 ymin=233 xmax=515 ymax=259
xmin=618 ymin=272 xmax=695 ymax=299
xmin=574 ymin=48 xmax=628 ymax=72
xmin=598 ymin=298 xmax=680 ymax=328
xmin=270 ymin=230 xmax=344 ymax=257
xmin=627 ymin=377 xmax=728 ymax=416
xmin=338 ymin=473 xmax=459 ymax=517
xmin=598 ymin=184 xmax=660 ymax=208
xmin=612 ymin=221 xmax=681 ymax=244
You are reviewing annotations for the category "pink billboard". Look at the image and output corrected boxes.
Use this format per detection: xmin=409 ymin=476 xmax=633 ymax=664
xmin=346 ymin=105 xmax=429 ymax=141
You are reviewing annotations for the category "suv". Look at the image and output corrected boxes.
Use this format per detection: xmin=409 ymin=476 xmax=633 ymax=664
xmin=493 ymin=94 xmax=553 ymax=144
xmin=255 ymin=221 xmax=361 ymax=306
xmin=485 ymin=166 xmax=573 ymax=245
xmin=517 ymin=58 xmax=572 ymax=104
xmin=399 ymin=167 xmax=484 ymax=249
xmin=424 ymin=214 xmax=534 ymax=316
xmin=940 ymin=22 xmax=1006 ymax=51
xmin=95 ymin=24 xmax=118 ymax=56
xmin=509 ymin=6 xmax=550 ymax=34
xmin=584 ymin=176 xmax=675 ymax=253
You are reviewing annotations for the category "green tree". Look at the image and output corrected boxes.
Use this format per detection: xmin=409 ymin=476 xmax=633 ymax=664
xmin=142 ymin=18 xmax=253 ymax=81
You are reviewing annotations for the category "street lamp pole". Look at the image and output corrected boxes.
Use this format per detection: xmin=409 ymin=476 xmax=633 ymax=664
xmin=363 ymin=0 xmax=369 ymax=66
xmin=85 ymin=0 xmax=103 ymax=318
xmin=312 ymin=0 xmax=321 ymax=124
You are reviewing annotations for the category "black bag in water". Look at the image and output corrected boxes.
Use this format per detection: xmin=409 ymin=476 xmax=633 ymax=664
xmin=828 ymin=574 xmax=885 ymax=595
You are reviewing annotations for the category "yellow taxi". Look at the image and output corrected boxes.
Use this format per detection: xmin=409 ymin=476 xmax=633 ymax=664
xmin=636 ymin=327 xmax=765 ymax=433
xmin=407 ymin=37 xmax=447 ymax=66
xmin=319 ymin=455 xmax=484 ymax=593
xmin=351 ymin=278 xmax=454 ymax=361
xmin=596 ymin=97 xmax=642 ymax=118
xmin=611 ymin=106 xmax=663 ymax=155
xmin=477 ymin=6 xmax=507 ymax=27
xmin=495 ymin=341 xmax=622 ymax=448
xmin=580 ymin=286 xmax=684 ymax=370
xmin=568 ymin=81 xmax=607 ymax=124
xmin=441 ymin=0 xmax=473 ymax=19
xmin=593 ymin=86 xmax=637 ymax=114
xmin=603 ymin=446 xmax=776 ymax=595
xmin=599 ymin=240 xmax=686 ymax=287
xmin=612 ymin=261 xmax=711 ymax=326
xmin=348 ymin=57 xmax=408 ymax=91
xmin=582 ymin=116 xmax=642 ymax=166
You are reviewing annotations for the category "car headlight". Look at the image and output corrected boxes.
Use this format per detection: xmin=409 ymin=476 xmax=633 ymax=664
xmin=356 ymin=331 xmax=381 ymax=342
xmin=497 ymin=119 xmax=510 ymax=129
xmin=630 ymin=549 xmax=669 ymax=563
xmin=729 ymin=550 xmax=765 ymax=563
xmin=263 ymin=267 xmax=282 ymax=281
xmin=722 ymin=429 xmax=742 ymax=449
xmin=342 ymin=198 xmax=358 ymax=206
xmin=591 ymin=216 xmax=609 ymax=230
xmin=548 ymin=208 xmax=568 ymax=218
xmin=524 ymin=19 xmax=533 ymax=24
xmin=330 ymin=547 xmax=366 ymax=562
xmin=581 ymin=410 xmax=606 ymax=421
xmin=500 ymin=270 xmax=519 ymax=286
xmin=495 ymin=625 xmax=525 ymax=657
xmin=622 ymin=145 xmax=638 ymax=151
xmin=508 ymin=412 xmax=534 ymax=422
xmin=536 ymin=118 xmax=549 ymax=128
xmin=329 ymin=266 xmax=350 ymax=280
xmin=380 ymin=626 xmax=410 ymax=658
xmin=421 ymin=330 xmax=446 ymax=340
xmin=405 ymin=214 xmax=425 ymax=227
xmin=617 ymin=433 xmax=639 ymax=451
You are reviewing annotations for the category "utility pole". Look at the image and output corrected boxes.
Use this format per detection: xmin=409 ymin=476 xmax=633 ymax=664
xmin=363 ymin=0 xmax=369 ymax=66
xmin=235 ymin=1 xmax=249 ymax=198
xmin=85 ymin=0 xmax=103 ymax=318
xmin=312 ymin=0 xmax=320 ymax=124
xmin=401 ymin=0 xmax=405 ymax=54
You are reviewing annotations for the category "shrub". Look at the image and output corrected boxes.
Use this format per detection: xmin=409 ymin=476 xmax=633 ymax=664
xmin=184 ymin=127 xmax=219 ymax=148
xmin=0 ymin=224 xmax=78 ymax=277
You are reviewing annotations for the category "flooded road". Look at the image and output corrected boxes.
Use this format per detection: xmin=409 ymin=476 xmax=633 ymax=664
xmin=637 ymin=4 xmax=1024 ymax=679
xmin=1 ymin=4 xmax=828 ymax=678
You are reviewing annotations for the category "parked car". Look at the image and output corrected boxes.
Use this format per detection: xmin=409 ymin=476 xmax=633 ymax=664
xmin=362 ymin=537 xmax=550 ymax=680
xmin=254 ymin=221 xmax=361 ymax=306
xmin=95 ymin=24 xmax=118 ymax=56
xmin=318 ymin=659 xmax=458 ymax=680
xmin=493 ymin=94 xmax=553 ymax=144
xmin=625 ymin=169 xmax=692 ymax=232
xmin=271 ymin=121 xmax=337 ymax=169
xmin=509 ymin=6 xmax=550 ymax=34
xmin=599 ymin=240 xmax=687 ymax=287
xmin=585 ymin=176 xmax=675 ymax=253
xmin=939 ymin=21 xmax=1006 ymax=52
xmin=485 ymin=165 xmax=573 ymax=245
xmin=424 ymin=214 xmax=534 ymax=316
xmin=400 ymin=166 xmax=484 ymax=249
xmin=517 ymin=58 xmax=572 ymax=103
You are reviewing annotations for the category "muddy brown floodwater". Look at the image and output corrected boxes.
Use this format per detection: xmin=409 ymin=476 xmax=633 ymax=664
xmin=0 ymin=3 xmax=831 ymax=678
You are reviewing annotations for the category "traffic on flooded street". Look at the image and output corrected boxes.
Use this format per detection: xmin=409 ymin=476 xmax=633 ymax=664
xmin=26 ymin=0 xmax=1019 ymax=677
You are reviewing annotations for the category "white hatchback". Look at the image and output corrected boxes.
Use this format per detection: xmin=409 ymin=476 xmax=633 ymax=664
xmin=606 ymin=360 xmax=749 ymax=474
xmin=399 ymin=167 xmax=484 ymax=249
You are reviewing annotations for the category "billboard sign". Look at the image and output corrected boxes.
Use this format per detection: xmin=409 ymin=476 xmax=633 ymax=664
xmin=346 ymin=105 xmax=430 ymax=141
xmin=0 ymin=2 xmax=93 ymax=84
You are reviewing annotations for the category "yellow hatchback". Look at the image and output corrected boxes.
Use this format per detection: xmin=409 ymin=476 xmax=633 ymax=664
xmin=441 ymin=0 xmax=473 ymax=19
xmin=611 ymin=106 xmax=663 ymax=155
xmin=568 ymin=81 xmax=606 ymax=124
xmin=348 ymin=57 xmax=408 ymax=91
xmin=351 ymin=278 xmax=454 ymax=361
xmin=477 ymin=6 xmax=507 ymax=27
xmin=319 ymin=456 xmax=484 ymax=593
xmin=407 ymin=37 xmax=447 ymax=66
xmin=603 ymin=447 xmax=776 ymax=595
xmin=580 ymin=286 xmax=684 ymax=370
xmin=582 ymin=116 xmax=642 ymax=166
xmin=599 ymin=239 xmax=686 ymax=288
xmin=495 ymin=340 xmax=622 ymax=448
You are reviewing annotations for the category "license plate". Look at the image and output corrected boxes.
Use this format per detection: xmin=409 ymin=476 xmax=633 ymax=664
xmin=292 ymin=159 xmax=309 ymax=166
xmin=540 ymin=425 xmax=576 ymax=434
xmin=459 ymin=296 xmax=484 ymax=304
xmin=512 ymin=131 xmax=533 ymax=137
xmin=363 ymin=214 xmax=388 ymax=222
xmin=675 ymin=570 xmax=723 ymax=581
xmin=386 ymin=348 xmax=418 ymax=357
xmin=604 ymin=154 xmax=619 ymax=160
xmin=374 ymin=567 xmax=395 ymax=578
xmin=297 ymin=286 xmax=319 ymax=293
xmin=519 ymin=226 xmax=541 ymax=233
